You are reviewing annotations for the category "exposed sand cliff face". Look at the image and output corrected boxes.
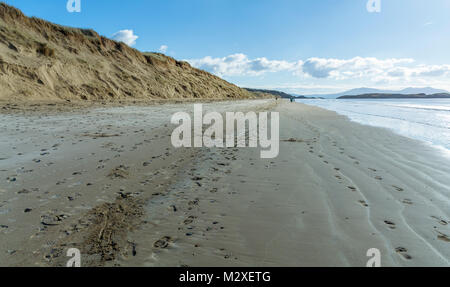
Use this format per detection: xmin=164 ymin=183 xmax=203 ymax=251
xmin=0 ymin=3 xmax=253 ymax=103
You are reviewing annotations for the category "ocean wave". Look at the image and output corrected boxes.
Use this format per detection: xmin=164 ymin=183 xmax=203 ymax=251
xmin=336 ymin=108 xmax=450 ymax=130
xmin=385 ymin=104 xmax=450 ymax=112
xmin=296 ymin=98 xmax=450 ymax=151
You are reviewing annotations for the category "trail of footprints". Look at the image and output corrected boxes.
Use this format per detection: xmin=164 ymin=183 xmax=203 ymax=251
xmin=150 ymin=147 xmax=241 ymax=264
xmin=304 ymin=132 xmax=450 ymax=261
xmin=7 ymin=125 xmax=185 ymax=261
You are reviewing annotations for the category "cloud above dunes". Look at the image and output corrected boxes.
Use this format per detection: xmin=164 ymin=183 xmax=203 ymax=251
xmin=112 ymin=29 xmax=139 ymax=46
xmin=187 ymin=54 xmax=450 ymax=86
xmin=301 ymin=57 xmax=415 ymax=79
xmin=159 ymin=45 xmax=168 ymax=53
xmin=187 ymin=53 xmax=302 ymax=76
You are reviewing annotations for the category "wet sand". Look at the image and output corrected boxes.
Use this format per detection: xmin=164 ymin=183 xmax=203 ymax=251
xmin=1 ymin=100 xmax=449 ymax=266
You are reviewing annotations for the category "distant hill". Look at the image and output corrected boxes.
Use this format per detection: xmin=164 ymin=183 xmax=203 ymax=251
xmin=245 ymin=88 xmax=322 ymax=99
xmin=290 ymin=94 xmax=324 ymax=99
xmin=244 ymin=88 xmax=293 ymax=99
xmin=303 ymin=87 xmax=449 ymax=99
xmin=338 ymin=93 xmax=450 ymax=99
xmin=0 ymin=3 xmax=252 ymax=102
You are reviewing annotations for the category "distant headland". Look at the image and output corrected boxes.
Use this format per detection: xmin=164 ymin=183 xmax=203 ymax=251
xmin=338 ymin=93 xmax=450 ymax=99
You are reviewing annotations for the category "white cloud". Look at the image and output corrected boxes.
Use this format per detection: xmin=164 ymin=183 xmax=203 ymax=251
xmin=187 ymin=54 xmax=424 ymax=80
xmin=300 ymin=57 xmax=415 ymax=80
xmin=159 ymin=45 xmax=168 ymax=53
xmin=187 ymin=53 xmax=450 ymax=92
xmin=409 ymin=65 xmax=450 ymax=77
xmin=187 ymin=53 xmax=302 ymax=76
xmin=112 ymin=30 xmax=139 ymax=46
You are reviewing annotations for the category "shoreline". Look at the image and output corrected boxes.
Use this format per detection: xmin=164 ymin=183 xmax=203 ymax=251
xmin=296 ymin=99 xmax=450 ymax=160
xmin=1 ymin=99 xmax=449 ymax=266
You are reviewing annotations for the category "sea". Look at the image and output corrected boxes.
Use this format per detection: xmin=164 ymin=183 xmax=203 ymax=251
xmin=295 ymin=98 xmax=450 ymax=154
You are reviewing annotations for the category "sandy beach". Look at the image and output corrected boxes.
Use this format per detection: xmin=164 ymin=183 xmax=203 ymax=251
xmin=1 ymin=99 xmax=449 ymax=267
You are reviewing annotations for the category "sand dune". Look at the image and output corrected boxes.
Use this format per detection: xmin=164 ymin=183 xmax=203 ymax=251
xmin=0 ymin=3 xmax=255 ymax=103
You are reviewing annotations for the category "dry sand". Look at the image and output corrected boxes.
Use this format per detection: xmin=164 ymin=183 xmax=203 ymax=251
xmin=0 ymin=100 xmax=449 ymax=267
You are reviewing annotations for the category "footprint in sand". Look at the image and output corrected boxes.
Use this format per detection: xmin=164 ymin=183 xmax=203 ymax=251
xmin=348 ymin=186 xmax=357 ymax=191
xmin=153 ymin=236 xmax=173 ymax=248
xmin=358 ymin=200 xmax=368 ymax=207
xmin=108 ymin=165 xmax=130 ymax=179
xmin=402 ymin=199 xmax=413 ymax=205
xmin=384 ymin=220 xmax=396 ymax=229
xmin=431 ymin=216 xmax=448 ymax=226
xmin=188 ymin=199 xmax=199 ymax=207
xmin=183 ymin=216 xmax=197 ymax=225
xmin=17 ymin=188 xmax=33 ymax=194
xmin=395 ymin=247 xmax=412 ymax=260
xmin=437 ymin=232 xmax=450 ymax=242
xmin=392 ymin=185 xmax=404 ymax=192
xmin=40 ymin=212 xmax=69 ymax=227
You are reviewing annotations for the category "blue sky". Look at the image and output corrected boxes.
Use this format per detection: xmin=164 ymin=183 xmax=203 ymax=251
xmin=6 ymin=0 xmax=450 ymax=94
